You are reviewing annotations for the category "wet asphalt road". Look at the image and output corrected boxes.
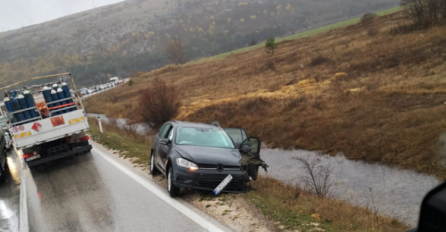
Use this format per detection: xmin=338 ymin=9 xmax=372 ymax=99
xmin=0 ymin=151 xmax=21 ymax=232
xmin=0 ymin=142 xmax=231 ymax=232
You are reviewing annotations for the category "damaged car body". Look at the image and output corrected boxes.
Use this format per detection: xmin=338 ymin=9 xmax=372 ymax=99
xmin=150 ymin=121 xmax=268 ymax=197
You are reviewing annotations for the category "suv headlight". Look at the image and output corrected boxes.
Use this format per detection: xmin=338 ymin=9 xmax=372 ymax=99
xmin=176 ymin=158 xmax=198 ymax=171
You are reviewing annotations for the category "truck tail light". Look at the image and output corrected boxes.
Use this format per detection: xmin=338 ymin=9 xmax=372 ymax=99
xmin=74 ymin=136 xmax=90 ymax=143
xmin=23 ymin=151 xmax=39 ymax=159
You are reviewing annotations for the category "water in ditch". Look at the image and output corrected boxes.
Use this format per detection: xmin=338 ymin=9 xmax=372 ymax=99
xmin=259 ymin=149 xmax=439 ymax=226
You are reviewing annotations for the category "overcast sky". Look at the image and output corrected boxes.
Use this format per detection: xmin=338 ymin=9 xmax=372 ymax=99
xmin=0 ymin=0 xmax=124 ymax=32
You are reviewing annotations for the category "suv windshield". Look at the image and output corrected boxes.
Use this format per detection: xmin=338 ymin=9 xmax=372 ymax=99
xmin=176 ymin=127 xmax=235 ymax=149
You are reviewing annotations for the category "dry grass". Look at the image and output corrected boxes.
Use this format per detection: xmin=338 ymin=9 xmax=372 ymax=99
xmin=85 ymin=12 xmax=446 ymax=178
xmin=249 ymin=176 xmax=409 ymax=232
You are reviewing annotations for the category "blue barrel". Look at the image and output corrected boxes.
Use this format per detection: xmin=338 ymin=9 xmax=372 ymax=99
xmin=50 ymin=89 xmax=60 ymax=116
xmin=42 ymin=86 xmax=53 ymax=107
xmin=4 ymin=94 xmax=14 ymax=113
xmin=18 ymin=94 xmax=31 ymax=120
xmin=62 ymin=82 xmax=75 ymax=112
xmin=12 ymin=96 xmax=25 ymax=122
xmin=23 ymin=90 xmax=38 ymax=118
xmin=4 ymin=95 xmax=16 ymax=123
xmin=57 ymin=88 xmax=67 ymax=114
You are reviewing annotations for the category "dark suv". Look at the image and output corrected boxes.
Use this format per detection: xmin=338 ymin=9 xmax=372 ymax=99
xmin=150 ymin=121 xmax=266 ymax=197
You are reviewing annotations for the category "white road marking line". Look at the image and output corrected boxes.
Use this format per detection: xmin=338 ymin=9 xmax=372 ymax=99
xmin=93 ymin=148 xmax=226 ymax=232
xmin=19 ymin=170 xmax=29 ymax=232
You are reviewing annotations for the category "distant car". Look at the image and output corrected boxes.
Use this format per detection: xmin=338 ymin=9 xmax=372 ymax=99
xmin=150 ymin=121 xmax=267 ymax=197
xmin=0 ymin=132 xmax=8 ymax=183
xmin=100 ymin=85 xmax=105 ymax=90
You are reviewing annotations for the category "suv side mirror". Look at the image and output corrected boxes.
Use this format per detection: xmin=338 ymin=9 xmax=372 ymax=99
xmin=159 ymin=138 xmax=169 ymax=145
xmin=241 ymin=145 xmax=252 ymax=153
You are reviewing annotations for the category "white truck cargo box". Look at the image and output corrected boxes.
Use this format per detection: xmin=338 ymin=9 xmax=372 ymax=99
xmin=11 ymin=109 xmax=89 ymax=149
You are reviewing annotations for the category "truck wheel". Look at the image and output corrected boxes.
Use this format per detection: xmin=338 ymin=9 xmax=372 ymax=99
xmin=167 ymin=167 xmax=180 ymax=197
xmin=0 ymin=154 xmax=6 ymax=183
xmin=150 ymin=153 xmax=159 ymax=175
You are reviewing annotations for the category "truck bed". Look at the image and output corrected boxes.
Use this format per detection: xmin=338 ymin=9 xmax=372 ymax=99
xmin=12 ymin=109 xmax=89 ymax=149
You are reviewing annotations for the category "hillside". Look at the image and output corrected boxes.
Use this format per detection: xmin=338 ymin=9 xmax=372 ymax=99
xmin=85 ymin=11 xmax=446 ymax=178
xmin=0 ymin=0 xmax=399 ymax=87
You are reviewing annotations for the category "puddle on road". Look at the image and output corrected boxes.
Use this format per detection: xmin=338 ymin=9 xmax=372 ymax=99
xmin=260 ymin=149 xmax=439 ymax=226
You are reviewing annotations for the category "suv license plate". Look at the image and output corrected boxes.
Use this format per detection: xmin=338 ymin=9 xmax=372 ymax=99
xmin=213 ymin=174 xmax=233 ymax=195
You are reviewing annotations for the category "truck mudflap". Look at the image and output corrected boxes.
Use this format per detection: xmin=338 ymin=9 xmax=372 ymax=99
xmin=26 ymin=144 xmax=92 ymax=167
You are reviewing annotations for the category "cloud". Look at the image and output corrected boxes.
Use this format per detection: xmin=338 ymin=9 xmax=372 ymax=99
xmin=0 ymin=0 xmax=123 ymax=32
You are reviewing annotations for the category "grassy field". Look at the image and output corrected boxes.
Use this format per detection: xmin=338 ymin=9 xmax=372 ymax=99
xmin=88 ymin=119 xmax=409 ymax=232
xmin=85 ymin=11 xmax=446 ymax=179
xmin=187 ymin=7 xmax=402 ymax=64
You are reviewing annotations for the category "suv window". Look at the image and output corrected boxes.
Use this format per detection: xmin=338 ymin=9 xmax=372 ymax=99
xmin=224 ymin=128 xmax=248 ymax=144
xmin=158 ymin=124 xmax=171 ymax=138
xmin=168 ymin=128 xmax=174 ymax=141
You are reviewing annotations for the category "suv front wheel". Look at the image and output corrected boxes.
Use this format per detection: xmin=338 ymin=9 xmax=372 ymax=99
xmin=150 ymin=153 xmax=159 ymax=175
xmin=167 ymin=167 xmax=180 ymax=197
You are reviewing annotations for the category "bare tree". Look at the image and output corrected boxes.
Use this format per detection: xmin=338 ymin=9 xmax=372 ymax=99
xmin=401 ymin=0 xmax=426 ymax=24
xmin=138 ymin=78 xmax=181 ymax=129
xmin=165 ymin=37 xmax=187 ymax=64
xmin=401 ymin=0 xmax=446 ymax=25
xmin=295 ymin=155 xmax=333 ymax=196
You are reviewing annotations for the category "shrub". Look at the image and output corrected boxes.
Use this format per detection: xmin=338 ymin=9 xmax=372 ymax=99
xmin=361 ymin=13 xmax=377 ymax=24
xmin=138 ymin=78 xmax=181 ymax=129
xmin=401 ymin=0 xmax=446 ymax=26
xmin=295 ymin=155 xmax=333 ymax=197
xmin=265 ymin=37 xmax=278 ymax=55
xmin=166 ymin=37 xmax=187 ymax=64
xmin=128 ymin=80 xmax=133 ymax=86
xmin=310 ymin=55 xmax=329 ymax=67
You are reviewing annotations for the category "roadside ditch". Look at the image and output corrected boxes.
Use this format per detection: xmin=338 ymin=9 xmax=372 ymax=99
xmin=86 ymin=115 xmax=413 ymax=231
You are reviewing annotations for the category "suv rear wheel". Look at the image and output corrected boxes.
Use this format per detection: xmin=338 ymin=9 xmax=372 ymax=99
xmin=167 ymin=167 xmax=180 ymax=197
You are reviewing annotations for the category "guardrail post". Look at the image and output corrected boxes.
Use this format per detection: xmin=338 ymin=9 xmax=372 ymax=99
xmin=97 ymin=116 xmax=103 ymax=133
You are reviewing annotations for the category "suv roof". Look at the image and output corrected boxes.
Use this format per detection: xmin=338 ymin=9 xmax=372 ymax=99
xmin=169 ymin=121 xmax=221 ymax=129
